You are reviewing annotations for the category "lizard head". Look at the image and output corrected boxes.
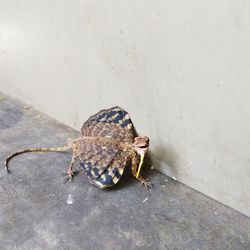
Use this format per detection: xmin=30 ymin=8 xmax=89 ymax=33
xmin=133 ymin=136 xmax=150 ymax=178
xmin=133 ymin=136 xmax=150 ymax=152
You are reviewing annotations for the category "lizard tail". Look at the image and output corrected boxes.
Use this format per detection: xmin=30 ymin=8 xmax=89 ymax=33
xmin=5 ymin=144 xmax=71 ymax=173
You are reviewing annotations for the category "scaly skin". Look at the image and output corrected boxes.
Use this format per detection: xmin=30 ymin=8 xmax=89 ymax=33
xmin=5 ymin=107 xmax=151 ymax=188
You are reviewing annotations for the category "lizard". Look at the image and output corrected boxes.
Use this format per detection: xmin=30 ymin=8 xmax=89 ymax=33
xmin=4 ymin=106 xmax=151 ymax=188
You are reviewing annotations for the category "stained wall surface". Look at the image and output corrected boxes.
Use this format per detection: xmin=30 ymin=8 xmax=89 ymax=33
xmin=0 ymin=1 xmax=250 ymax=216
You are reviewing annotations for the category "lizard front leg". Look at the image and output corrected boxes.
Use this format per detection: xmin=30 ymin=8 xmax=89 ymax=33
xmin=131 ymin=154 xmax=151 ymax=188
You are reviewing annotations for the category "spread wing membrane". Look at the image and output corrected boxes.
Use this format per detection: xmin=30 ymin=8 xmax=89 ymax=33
xmin=81 ymin=106 xmax=135 ymax=143
xmin=76 ymin=140 xmax=128 ymax=188
xmin=79 ymin=107 xmax=135 ymax=187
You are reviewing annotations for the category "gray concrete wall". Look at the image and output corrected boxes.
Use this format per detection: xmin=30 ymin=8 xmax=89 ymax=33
xmin=0 ymin=1 xmax=250 ymax=216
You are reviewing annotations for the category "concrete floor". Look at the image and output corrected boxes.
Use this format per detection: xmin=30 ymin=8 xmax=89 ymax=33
xmin=0 ymin=92 xmax=249 ymax=250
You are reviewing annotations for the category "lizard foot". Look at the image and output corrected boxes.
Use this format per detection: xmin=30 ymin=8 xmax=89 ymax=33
xmin=63 ymin=170 xmax=75 ymax=183
xmin=140 ymin=178 xmax=152 ymax=188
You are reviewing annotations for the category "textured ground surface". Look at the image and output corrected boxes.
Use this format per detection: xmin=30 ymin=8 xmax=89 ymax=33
xmin=0 ymin=92 xmax=250 ymax=250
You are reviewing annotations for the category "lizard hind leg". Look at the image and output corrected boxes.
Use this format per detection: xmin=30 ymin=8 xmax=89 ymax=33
xmin=63 ymin=156 xmax=77 ymax=183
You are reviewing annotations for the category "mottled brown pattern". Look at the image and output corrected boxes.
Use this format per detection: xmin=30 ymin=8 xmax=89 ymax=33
xmin=82 ymin=123 xmax=134 ymax=143
xmin=5 ymin=107 xmax=151 ymax=188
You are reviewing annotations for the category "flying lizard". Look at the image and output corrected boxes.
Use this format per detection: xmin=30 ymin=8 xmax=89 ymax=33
xmin=5 ymin=106 xmax=151 ymax=188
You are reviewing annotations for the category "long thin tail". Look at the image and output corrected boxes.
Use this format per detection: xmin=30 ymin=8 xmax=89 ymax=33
xmin=5 ymin=144 xmax=71 ymax=172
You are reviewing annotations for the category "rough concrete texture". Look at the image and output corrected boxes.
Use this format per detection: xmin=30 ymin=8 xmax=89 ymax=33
xmin=0 ymin=92 xmax=249 ymax=250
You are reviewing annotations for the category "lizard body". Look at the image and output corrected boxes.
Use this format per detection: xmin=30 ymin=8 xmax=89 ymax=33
xmin=5 ymin=107 xmax=151 ymax=188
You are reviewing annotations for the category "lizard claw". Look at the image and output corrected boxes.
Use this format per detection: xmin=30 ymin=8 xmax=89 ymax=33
xmin=63 ymin=171 xmax=74 ymax=183
xmin=141 ymin=179 xmax=152 ymax=188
